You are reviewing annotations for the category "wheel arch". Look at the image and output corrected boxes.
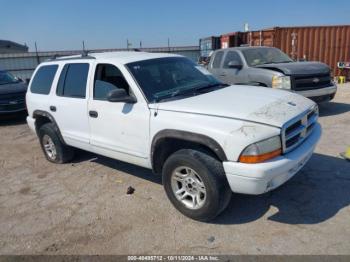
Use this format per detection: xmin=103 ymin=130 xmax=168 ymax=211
xmin=32 ymin=110 xmax=66 ymax=145
xmin=151 ymin=129 xmax=227 ymax=174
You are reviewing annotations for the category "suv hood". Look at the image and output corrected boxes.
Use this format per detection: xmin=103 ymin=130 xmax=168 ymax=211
xmin=256 ymin=61 xmax=330 ymax=76
xmin=151 ymin=85 xmax=315 ymax=128
xmin=0 ymin=81 xmax=27 ymax=95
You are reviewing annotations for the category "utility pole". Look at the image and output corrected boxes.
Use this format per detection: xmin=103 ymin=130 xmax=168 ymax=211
xmin=167 ymin=38 xmax=170 ymax=52
xmin=82 ymin=40 xmax=86 ymax=51
xmin=140 ymin=41 xmax=142 ymax=49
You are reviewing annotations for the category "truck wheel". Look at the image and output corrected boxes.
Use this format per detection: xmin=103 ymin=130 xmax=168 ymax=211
xmin=162 ymin=149 xmax=232 ymax=221
xmin=38 ymin=123 xmax=74 ymax=164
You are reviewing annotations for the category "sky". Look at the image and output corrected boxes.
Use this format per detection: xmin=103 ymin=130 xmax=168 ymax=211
xmin=1 ymin=0 xmax=350 ymax=52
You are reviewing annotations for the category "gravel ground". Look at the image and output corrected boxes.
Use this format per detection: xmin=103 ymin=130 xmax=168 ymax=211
xmin=0 ymin=85 xmax=349 ymax=255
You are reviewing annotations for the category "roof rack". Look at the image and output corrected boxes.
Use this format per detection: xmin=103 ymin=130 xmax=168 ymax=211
xmin=48 ymin=51 xmax=95 ymax=61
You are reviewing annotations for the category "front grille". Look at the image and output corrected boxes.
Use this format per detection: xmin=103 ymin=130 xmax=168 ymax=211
xmin=292 ymin=74 xmax=332 ymax=91
xmin=0 ymin=92 xmax=26 ymax=112
xmin=282 ymin=106 xmax=318 ymax=153
xmin=0 ymin=92 xmax=26 ymax=101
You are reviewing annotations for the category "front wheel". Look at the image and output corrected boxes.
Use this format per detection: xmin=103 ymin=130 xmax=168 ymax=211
xmin=162 ymin=149 xmax=232 ymax=221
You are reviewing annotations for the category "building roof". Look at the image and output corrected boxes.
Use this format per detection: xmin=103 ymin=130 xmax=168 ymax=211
xmin=0 ymin=40 xmax=28 ymax=52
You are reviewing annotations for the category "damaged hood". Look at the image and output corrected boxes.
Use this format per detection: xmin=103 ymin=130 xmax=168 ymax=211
xmin=256 ymin=61 xmax=330 ymax=76
xmin=151 ymin=85 xmax=315 ymax=128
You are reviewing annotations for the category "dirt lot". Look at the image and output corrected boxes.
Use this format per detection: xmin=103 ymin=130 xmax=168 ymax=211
xmin=0 ymin=85 xmax=349 ymax=255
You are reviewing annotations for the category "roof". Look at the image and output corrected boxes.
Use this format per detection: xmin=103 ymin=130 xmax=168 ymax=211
xmin=46 ymin=51 xmax=182 ymax=64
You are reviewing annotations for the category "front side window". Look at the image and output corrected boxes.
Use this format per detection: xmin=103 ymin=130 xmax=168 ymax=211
xmin=127 ymin=57 xmax=225 ymax=103
xmin=212 ymin=51 xmax=224 ymax=68
xmin=30 ymin=65 xmax=58 ymax=94
xmin=57 ymin=63 xmax=89 ymax=98
xmin=242 ymin=47 xmax=293 ymax=66
xmin=223 ymin=51 xmax=242 ymax=68
xmin=94 ymin=64 xmax=130 ymax=100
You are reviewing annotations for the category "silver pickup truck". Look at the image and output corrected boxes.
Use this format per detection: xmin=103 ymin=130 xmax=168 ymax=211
xmin=208 ymin=46 xmax=337 ymax=102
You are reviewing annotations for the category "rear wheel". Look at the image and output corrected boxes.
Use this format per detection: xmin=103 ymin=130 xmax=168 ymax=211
xmin=38 ymin=123 xmax=74 ymax=163
xmin=162 ymin=149 xmax=232 ymax=221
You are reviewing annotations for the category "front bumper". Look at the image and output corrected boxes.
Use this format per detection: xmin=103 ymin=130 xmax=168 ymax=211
xmin=0 ymin=96 xmax=26 ymax=114
xmin=223 ymin=123 xmax=321 ymax=195
xmin=294 ymin=84 xmax=337 ymax=99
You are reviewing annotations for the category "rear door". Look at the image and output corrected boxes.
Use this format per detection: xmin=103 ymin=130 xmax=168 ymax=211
xmin=50 ymin=62 xmax=91 ymax=148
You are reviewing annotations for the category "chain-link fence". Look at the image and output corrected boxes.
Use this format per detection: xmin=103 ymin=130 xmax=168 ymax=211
xmin=0 ymin=46 xmax=200 ymax=82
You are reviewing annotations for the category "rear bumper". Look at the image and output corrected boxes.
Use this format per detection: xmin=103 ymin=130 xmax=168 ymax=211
xmin=26 ymin=116 xmax=36 ymax=133
xmin=294 ymin=84 xmax=337 ymax=99
xmin=223 ymin=123 xmax=321 ymax=195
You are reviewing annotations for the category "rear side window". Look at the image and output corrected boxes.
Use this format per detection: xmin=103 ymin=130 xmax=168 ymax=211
xmin=57 ymin=63 xmax=89 ymax=98
xmin=212 ymin=51 xmax=224 ymax=68
xmin=30 ymin=65 xmax=58 ymax=94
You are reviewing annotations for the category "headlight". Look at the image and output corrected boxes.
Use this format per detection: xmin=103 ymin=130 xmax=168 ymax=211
xmin=272 ymin=75 xmax=291 ymax=89
xmin=239 ymin=136 xmax=282 ymax=163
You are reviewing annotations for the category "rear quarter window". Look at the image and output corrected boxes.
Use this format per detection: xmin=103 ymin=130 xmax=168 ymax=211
xmin=30 ymin=65 xmax=58 ymax=94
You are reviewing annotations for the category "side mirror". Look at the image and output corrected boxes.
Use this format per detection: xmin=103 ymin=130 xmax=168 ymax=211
xmin=107 ymin=89 xmax=137 ymax=103
xmin=228 ymin=61 xmax=243 ymax=70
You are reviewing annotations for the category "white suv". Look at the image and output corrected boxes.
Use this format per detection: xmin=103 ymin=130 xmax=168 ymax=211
xmin=26 ymin=51 xmax=321 ymax=221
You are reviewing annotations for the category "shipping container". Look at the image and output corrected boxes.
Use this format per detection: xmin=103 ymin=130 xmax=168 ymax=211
xmin=220 ymin=32 xmax=245 ymax=49
xmin=199 ymin=36 xmax=221 ymax=58
xmin=241 ymin=25 xmax=350 ymax=76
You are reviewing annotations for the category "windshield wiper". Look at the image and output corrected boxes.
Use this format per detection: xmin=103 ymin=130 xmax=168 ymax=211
xmin=154 ymin=83 xmax=228 ymax=102
xmin=195 ymin=83 xmax=228 ymax=92
xmin=154 ymin=88 xmax=197 ymax=102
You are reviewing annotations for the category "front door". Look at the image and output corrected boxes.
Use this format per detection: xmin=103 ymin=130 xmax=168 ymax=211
xmin=88 ymin=63 xmax=150 ymax=166
xmin=221 ymin=51 xmax=247 ymax=85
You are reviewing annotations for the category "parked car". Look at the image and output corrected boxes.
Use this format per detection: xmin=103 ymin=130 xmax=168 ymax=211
xmin=208 ymin=47 xmax=337 ymax=103
xmin=26 ymin=52 xmax=321 ymax=221
xmin=0 ymin=70 xmax=27 ymax=115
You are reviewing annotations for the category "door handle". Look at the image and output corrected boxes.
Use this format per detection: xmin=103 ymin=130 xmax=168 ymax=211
xmin=89 ymin=110 xmax=98 ymax=118
xmin=49 ymin=106 xmax=56 ymax=112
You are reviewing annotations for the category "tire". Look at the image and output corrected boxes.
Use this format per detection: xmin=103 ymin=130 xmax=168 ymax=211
xmin=38 ymin=123 xmax=74 ymax=164
xmin=162 ymin=149 xmax=232 ymax=222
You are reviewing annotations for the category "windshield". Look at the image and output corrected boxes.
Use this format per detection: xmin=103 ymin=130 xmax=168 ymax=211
xmin=0 ymin=71 xmax=19 ymax=85
xmin=242 ymin=48 xmax=293 ymax=66
xmin=126 ymin=57 xmax=224 ymax=102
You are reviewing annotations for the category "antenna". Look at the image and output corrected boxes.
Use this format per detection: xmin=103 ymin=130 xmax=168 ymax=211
xmin=82 ymin=40 xmax=86 ymax=51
